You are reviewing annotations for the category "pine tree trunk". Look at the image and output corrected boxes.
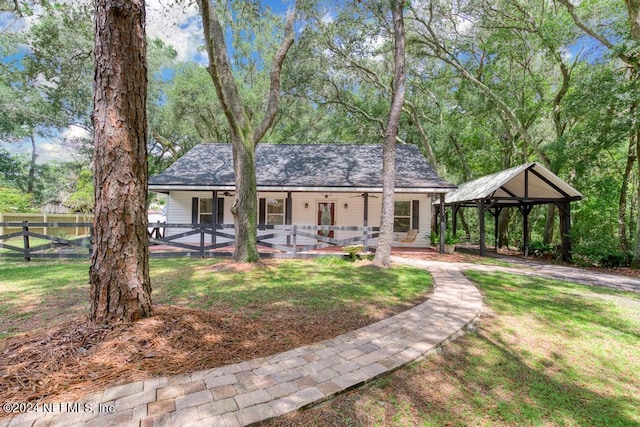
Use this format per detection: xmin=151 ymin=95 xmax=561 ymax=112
xmin=90 ymin=0 xmax=152 ymax=323
xmin=231 ymin=134 xmax=259 ymax=262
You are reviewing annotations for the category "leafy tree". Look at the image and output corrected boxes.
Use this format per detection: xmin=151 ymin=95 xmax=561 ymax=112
xmin=195 ymin=0 xmax=295 ymax=262
xmin=0 ymin=187 xmax=33 ymax=212
xmin=374 ymin=0 xmax=406 ymax=268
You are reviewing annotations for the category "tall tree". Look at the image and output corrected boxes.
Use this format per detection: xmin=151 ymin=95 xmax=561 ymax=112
xmin=374 ymin=0 xmax=406 ymax=268
xmin=196 ymin=0 xmax=295 ymax=262
xmin=557 ymin=0 xmax=640 ymax=264
xmin=89 ymin=0 xmax=152 ymax=323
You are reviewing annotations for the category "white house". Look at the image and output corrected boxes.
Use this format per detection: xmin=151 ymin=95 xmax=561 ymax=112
xmin=148 ymin=143 xmax=456 ymax=252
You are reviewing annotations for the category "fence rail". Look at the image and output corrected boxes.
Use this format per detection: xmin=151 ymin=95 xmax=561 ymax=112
xmin=0 ymin=221 xmax=380 ymax=260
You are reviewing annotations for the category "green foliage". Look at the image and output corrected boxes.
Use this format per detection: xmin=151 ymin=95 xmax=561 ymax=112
xmin=0 ymin=187 xmax=33 ymax=212
xmin=65 ymin=167 xmax=93 ymax=213
xmin=343 ymin=244 xmax=365 ymax=260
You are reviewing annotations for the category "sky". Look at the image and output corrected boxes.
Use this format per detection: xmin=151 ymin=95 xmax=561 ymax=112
xmin=1 ymin=0 xmax=295 ymax=162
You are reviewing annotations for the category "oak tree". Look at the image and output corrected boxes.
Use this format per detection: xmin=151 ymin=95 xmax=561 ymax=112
xmin=196 ymin=0 xmax=295 ymax=262
xmin=374 ymin=0 xmax=406 ymax=268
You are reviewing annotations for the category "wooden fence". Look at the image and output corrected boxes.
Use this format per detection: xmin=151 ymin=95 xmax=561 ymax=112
xmin=0 ymin=222 xmax=379 ymax=261
xmin=0 ymin=213 xmax=93 ymax=238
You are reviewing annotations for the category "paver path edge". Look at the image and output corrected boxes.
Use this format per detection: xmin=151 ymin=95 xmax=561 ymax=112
xmin=4 ymin=257 xmax=482 ymax=427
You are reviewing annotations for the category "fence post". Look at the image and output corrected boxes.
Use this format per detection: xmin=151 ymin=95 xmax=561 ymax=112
xmin=292 ymin=224 xmax=297 ymax=256
xmin=0 ymin=212 xmax=3 ymax=237
xmin=89 ymin=224 xmax=94 ymax=256
xmin=22 ymin=221 xmax=31 ymax=262
xmin=200 ymin=224 xmax=205 ymax=257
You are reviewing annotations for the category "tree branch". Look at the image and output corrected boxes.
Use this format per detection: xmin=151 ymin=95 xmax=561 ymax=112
xmin=254 ymin=3 xmax=296 ymax=145
xmin=557 ymin=0 xmax=640 ymax=70
xmin=197 ymin=0 xmax=246 ymax=136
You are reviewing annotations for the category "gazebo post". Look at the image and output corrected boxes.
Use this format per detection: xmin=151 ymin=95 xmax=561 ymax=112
xmin=521 ymin=205 xmax=532 ymax=257
xmin=494 ymin=207 xmax=502 ymax=253
xmin=452 ymin=204 xmax=459 ymax=237
xmin=439 ymin=194 xmax=446 ymax=254
xmin=478 ymin=199 xmax=486 ymax=256
xmin=557 ymin=200 xmax=572 ymax=262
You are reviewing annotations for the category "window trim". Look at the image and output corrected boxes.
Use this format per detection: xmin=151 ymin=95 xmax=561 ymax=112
xmin=394 ymin=200 xmax=412 ymax=233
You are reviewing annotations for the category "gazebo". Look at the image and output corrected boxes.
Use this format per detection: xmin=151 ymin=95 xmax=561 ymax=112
xmin=442 ymin=162 xmax=582 ymax=262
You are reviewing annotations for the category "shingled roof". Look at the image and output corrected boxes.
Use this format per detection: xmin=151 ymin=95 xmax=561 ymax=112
xmin=149 ymin=143 xmax=455 ymax=193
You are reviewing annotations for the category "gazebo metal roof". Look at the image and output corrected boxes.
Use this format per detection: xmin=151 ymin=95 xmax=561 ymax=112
xmin=444 ymin=162 xmax=582 ymax=207
xmin=438 ymin=162 xmax=582 ymax=262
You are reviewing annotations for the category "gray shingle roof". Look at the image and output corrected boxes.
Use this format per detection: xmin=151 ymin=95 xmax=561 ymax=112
xmin=149 ymin=143 xmax=455 ymax=192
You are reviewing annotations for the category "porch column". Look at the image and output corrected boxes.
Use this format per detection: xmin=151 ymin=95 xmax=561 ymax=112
xmin=478 ymin=199 xmax=486 ymax=256
xmin=439 ymin=194 xmax=445 ymax=254
xmin=212 ymin=190 xmax=217 ymax=244
xmin=286 ymin=191 xmax=292 ymax=246
xmin=363 ymin=192 xmax=369 ymax=252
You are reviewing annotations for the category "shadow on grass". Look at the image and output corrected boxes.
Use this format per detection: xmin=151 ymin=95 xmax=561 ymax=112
xmin=267 ymin=269 xmax=640 ymax=427
xmin=268 ymin=325 xmax=639 ymax=427
xmin=464 ymin=271 xmax=640 ymax=343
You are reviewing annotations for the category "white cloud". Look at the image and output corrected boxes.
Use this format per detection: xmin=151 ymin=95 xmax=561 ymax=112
xmin=62 ymin=125 xmax=91 ymax=142
xmin=37 ymin=142 xmax=70 ymax=163
xmin=146 ymin=0 xmax=205 ymax=63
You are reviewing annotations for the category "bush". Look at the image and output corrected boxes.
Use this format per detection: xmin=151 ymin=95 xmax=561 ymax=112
xmin=572 ymin=243 xmax=631 ymax=267
xmin=521 ymin=240 xmax=556 ymax=259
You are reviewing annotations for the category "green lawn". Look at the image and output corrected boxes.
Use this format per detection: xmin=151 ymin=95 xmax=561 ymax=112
xmin=270 ymin=270 xmax=640 ymax=427
xmin=0 ymin=257 xmax=433 ymax=339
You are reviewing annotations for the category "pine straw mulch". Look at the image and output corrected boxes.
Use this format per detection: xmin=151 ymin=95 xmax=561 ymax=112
xmin=0 ymin=274 xmax=425 ymax=408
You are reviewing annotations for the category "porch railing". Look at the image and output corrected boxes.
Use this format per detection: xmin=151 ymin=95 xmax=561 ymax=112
xmin=0 ymin=222 xmax=380 ymax=260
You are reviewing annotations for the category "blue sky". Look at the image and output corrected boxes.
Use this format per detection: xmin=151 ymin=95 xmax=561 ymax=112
xmin=2 ymin=0 xmax=296 ymax=162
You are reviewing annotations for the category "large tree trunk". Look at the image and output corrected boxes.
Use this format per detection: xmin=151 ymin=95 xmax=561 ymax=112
xmin=231 ymin=134 xmax=259 ymax=262
xmin=197 ymin=0 xmax=295 ymax=262
xmin=619 ymin=132 xmax=636 ymax=254
xmin=90 ymin=0 xmax=152 ymax=323
xmin=374 ymin=0 xmax=405 ymax=268
xmin=632 ymin=124 xmax=640 ymax=267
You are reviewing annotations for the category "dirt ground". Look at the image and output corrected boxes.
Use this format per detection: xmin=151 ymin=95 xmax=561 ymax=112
xmin=1 ymin=251 xmax=637 ymax=414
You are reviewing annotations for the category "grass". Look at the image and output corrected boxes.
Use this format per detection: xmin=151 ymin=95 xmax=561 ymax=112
xmin=0 ymin=257 xmax=433 ymax=339
xmin=270 ymin=270 xmax=640 ymax=427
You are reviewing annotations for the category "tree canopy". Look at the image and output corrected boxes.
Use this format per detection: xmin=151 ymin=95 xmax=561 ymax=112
xmin=2 ymin=0 xmax=640 ymax=266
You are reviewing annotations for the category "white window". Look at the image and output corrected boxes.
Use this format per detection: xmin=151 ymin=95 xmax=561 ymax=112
xmin=394 ymin=201 xmax=411 ymax=232
xmin=199 ymin=198 xmax=213 ymax=224
xmin=266 ymin=198 xmax=285 ymax=225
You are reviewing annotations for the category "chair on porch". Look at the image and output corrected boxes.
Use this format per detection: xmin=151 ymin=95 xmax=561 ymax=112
xmin=395 ymin=229 xmax=418 ymax=243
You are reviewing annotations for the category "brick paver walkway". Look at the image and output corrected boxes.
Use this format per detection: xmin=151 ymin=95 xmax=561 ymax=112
xmin=2 ymin=259 xmax=482 ymax=427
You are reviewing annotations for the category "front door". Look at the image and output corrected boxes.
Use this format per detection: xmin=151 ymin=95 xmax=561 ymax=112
xmin=317 ymin=202 xmax=335 ymax=238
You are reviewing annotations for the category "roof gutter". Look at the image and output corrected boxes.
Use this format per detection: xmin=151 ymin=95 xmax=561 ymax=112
xmin=148 ymin=185 xmax=456 ymax=194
